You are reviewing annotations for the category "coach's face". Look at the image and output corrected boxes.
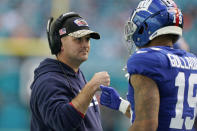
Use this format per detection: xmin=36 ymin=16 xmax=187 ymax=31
xmin=60 ymin=35 xmax=90 ymax=64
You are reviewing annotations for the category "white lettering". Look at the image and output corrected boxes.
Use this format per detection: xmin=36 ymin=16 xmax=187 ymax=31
xmin=137 ymin=0 xmax=152 ymax=10
xmin=167 ymin=54 xmax=197 ymax=70
xmin=167 ymin=54 xmax=177 ymax=67
xmin=180 ymin=57 xmax=189 ymax=69
xmin=175 ymin=55 xmax=182 ymax=68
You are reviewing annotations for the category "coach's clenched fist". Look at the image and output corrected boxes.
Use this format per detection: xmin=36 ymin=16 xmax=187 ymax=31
xmin=89 ymin=71 xmax=110 ymax=91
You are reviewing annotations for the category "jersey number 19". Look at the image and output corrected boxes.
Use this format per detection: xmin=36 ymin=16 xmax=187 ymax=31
xmin=170 ymin=72 xmax=197 ymax=129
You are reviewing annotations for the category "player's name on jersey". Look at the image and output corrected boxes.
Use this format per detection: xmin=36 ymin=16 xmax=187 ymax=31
xmin=167 ymin=54 xmax=197 ymax=70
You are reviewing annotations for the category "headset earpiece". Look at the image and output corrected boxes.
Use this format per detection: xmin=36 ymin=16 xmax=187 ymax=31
xmin=47 ymin=17 xmax=54 ymax=53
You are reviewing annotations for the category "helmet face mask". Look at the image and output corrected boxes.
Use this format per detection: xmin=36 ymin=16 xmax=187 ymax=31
xmin=124 ymin=0 xmax=183 ymax=51
xmin=124 ymin=20 xmax=138 ymax=55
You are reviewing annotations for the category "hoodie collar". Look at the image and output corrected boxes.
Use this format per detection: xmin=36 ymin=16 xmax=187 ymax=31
xmin=34 ymin=58 xmax=79 ymax=80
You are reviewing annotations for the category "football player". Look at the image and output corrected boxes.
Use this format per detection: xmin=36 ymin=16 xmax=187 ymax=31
xmin=100 ymin=0 xmax=197 ymax=130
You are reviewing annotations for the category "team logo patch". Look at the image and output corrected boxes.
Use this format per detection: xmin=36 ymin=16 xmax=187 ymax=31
xmin=59 ymin=28 xmax=66 ymax=35
xmin=74 ymin=18 xmax=88 ymax=26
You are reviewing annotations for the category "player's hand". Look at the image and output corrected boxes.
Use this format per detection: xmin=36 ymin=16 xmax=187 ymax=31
xmin=100 ymin=85 xmax=121 ymax=110
xmin=90 ymin=72 xmax=110 ymax=90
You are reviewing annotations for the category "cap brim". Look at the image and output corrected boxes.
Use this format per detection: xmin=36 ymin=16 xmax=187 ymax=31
xmin=68 ymin=29 xmax=100 ymax=39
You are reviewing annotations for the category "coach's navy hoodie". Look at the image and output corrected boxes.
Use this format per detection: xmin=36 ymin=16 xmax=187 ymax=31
xmin=30 ymin=58 xmax=102 ymax=131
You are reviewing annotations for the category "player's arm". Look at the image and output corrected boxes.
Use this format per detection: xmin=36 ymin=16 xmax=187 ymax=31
xmin=100 ymin=86 xmax=131 ymax=118
xmin=128 ymin=74 xmax=160 ymax=131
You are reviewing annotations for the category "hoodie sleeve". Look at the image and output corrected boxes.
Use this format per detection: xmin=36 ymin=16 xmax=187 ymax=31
xmin=34 ymin=75 xmax=83 ymax=131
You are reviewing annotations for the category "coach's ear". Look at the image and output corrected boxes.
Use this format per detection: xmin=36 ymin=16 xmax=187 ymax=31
xmin=60 ymin=37 xmax=66 ymax=52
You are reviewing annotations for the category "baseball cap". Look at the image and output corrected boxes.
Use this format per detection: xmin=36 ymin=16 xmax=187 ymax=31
xmin=59 ymin=16 xmax=100 ymax=39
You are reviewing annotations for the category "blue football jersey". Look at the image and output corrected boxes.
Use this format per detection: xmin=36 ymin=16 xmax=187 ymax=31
xmin=127 ymin=46 xmax=197 ymax=131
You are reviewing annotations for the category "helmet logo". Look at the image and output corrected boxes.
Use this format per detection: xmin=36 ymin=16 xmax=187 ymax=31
xmin=137 ymin=0 xmax=152 ymax=10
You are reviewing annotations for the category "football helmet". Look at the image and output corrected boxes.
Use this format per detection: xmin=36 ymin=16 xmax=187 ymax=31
xmin=125 ymin=0 xmax=183 ymax=48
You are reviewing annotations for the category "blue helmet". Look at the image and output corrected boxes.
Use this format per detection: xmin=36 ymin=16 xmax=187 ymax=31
xmin=125 ymin=0 xmax=183 ymax=48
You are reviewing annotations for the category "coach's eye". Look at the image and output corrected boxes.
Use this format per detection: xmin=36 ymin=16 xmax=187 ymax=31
xmin=86 ymin=37 xmax=90 ymax=41
xmin=76 ymin=38 xmax=82 ymax=43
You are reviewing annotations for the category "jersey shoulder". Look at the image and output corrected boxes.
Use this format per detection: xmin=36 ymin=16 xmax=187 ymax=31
xmin=127 ymin=47 xmax=170 ymax=74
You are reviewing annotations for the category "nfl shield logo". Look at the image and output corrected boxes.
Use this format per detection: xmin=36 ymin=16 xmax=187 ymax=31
xmin=74 ymin=18 xmax=88 ymax=26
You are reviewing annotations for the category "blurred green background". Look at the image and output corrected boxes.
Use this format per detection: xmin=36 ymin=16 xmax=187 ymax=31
xmin=0 ymin=0 xmax=196 ymax=131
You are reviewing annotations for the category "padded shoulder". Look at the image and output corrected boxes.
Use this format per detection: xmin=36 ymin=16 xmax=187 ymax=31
xmin=127 ymin=47 xmax=171 ymax=83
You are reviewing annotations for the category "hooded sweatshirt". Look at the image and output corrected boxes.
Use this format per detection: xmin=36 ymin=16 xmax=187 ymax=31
xmin=30 ymin=58 xmax=102 ymax=131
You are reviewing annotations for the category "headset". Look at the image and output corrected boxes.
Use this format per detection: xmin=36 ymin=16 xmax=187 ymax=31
xmin=47 ymin=12 xmax=80 ymax=54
